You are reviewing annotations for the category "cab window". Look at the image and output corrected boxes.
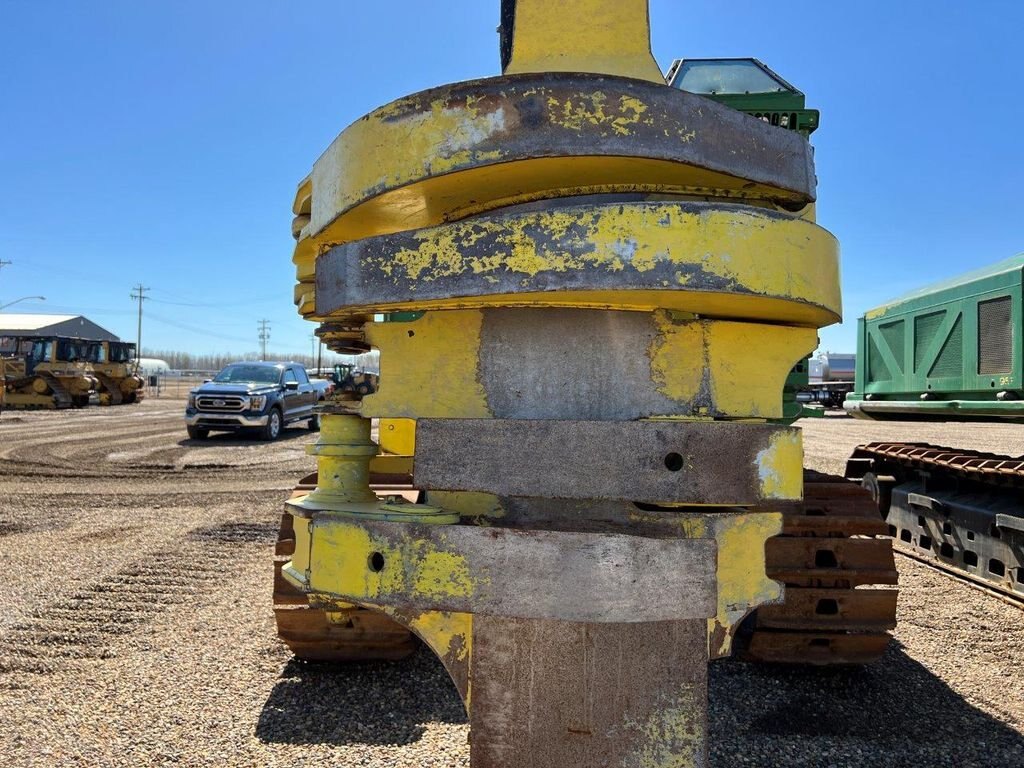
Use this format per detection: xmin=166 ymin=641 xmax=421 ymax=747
xmin=283 ymin=369 xmax=298 ymax=385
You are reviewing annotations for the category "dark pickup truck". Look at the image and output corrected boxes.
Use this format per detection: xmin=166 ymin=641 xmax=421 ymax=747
xmin=185 ymin=362 xmax=319 ymax=440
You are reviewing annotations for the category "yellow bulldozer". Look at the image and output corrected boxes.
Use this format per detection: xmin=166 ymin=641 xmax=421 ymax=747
xmin=0 ymin=335 xmax=99 ymax=409
xmin=92 ymin=341 xmax=145 ymax=405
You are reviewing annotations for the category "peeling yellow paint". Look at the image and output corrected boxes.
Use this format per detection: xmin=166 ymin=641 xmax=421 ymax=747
xmin=625 ymin=510 xmax=783 ymax=659
xmin=426 ymin=491 xmax=506 ymax=520
xmin=706 ymin=512 xmax=783 ymax=658
xmin=357 ymin=204 xmax=840 ymax=326
xmin=626 ymin=685 xmax=704 ymax=767
xmin=308 ymin=519 xmax=480 ymax=603
xmin=706 ymin=323 xmax=817 ymax=418
xmin=407 ymin=610 xmax=472 ymax=662
xmin=363 ymin=312 xmax=490 ymax=419
xmin=649 ymin=313 xmax=704 ymax=405
xmin=755 ymin=430 xmax=804 ymax=500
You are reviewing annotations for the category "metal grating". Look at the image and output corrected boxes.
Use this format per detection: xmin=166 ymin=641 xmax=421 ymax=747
xmin=978 ymin=296 xmax=1013 ymax=375
xmin=879 ymin=320 xmax=905 ymax=374
xmin=928 ymin=314 xmax=963 ymax=378
xmin=914 ymin=311 xmax=945 ymax=372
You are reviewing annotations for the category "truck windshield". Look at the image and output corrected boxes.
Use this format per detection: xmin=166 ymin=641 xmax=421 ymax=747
xmin=213 ymin=365 xmax=281 ymax=385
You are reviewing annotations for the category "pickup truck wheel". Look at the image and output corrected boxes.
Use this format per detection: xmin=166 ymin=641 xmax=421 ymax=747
xmin=187 ymin=426 xmax=208 ymax=440
xmin=261 ymin=408 xmax=282 ymax=441
xmin=308 ymin=413 xmax=321 ymax=432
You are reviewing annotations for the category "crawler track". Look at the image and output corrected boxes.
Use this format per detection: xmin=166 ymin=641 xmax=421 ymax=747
xmin=847 ymin=442 xmax=1024 ymax=607
xmin=741 ymin=470 xmax=898 ymax=665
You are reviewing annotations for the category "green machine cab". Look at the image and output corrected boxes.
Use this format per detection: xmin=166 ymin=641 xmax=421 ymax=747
xmin=666 ymin=57 xmax=820 ymax=136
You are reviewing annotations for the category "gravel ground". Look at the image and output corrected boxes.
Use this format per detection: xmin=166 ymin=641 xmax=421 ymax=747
xmin=0 ymin=402 xmax=1021 ymax=767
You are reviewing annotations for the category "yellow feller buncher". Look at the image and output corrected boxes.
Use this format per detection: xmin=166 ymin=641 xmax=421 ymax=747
xmin=0 ymin=335 xmax=99 ymax=409
xmin=92 ymin=341 xmax=145 ymax=405
xmin=272 ymin=2 xmax=897 ymax=762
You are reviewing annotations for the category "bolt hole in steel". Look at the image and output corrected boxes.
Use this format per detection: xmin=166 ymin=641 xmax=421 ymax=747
xmin=815 ymin=598 xmax=839 ymax=616
xmin=407 ymin=330 xmax=415 ymax=337
xmin=815 ymin=549 xmax=839 ymax=568
xmin=664 ymin=452 xmax=684 ymax=472
xmin=368 ymin=552 xmax=386 ymax=572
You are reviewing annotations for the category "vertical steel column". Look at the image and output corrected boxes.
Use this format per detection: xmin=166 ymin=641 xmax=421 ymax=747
xmin=280 ymin=1 xmax=842 ymax=765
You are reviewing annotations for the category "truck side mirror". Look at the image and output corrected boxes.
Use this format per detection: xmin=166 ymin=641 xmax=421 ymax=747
xmin=285 ymin=381 xmax=299 ymax=390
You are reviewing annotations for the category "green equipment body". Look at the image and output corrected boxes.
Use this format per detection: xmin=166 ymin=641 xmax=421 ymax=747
xmin=845 ymin=254 xmax=1024 ymax=421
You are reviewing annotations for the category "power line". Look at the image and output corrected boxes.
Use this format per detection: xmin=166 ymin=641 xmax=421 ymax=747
xmin=258 ymin=319 xmax=271 ymax=361
xmin=130 ymin=284 xmax=150 ymax=365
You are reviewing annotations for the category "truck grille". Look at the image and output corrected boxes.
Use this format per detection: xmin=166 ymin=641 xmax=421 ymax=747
xmin=196 ymin=395 xmax=246 ymax=412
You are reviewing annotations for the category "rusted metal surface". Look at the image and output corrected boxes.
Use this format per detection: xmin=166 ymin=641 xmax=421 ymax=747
xmin=307 ymin=72 xmax=816 ymax=239
xmin=470 ymin=617 xmax=707 ymax=768
xmin=476 ymin=308 xmax=706 ymax=419
xmin=742 ymin=471 xmax=898 ymax=665
xmin=314 ymin=200 xmax=838 ymax=322
xmin=849 ymin=441 xmax=1024 ymax=486
xmin=306 ymin=517 xmax=717 ymax=622
xmin=273 ymin=505 xmax=417 ymax=662
xmin=754 ymin=588 xmax=897 ymax=632
xmin=746 ymin=631 xmax=892 ymax=666
xmin=414 ymin=418 xmax=802 ymax=504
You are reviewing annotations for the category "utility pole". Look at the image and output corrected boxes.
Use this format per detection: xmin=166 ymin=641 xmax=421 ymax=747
xmin=130 ymin=284 xmax=149 ymax=361
xmin=309 ymin=333 xmax=316 ymax=368
xmin=258 ymin=319 xmax=271 ymax=361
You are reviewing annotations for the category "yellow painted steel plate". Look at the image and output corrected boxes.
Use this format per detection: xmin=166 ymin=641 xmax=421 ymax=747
xmin=299 ymin=73 xmax=817 ymax=248
xmin=315 ymin=201 xmax=841 ymax=326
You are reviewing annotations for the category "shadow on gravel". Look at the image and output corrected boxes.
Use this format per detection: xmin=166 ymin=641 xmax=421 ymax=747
xmin=710 ymin=641 xmax=1024 ymax=767
xmin=256 ymin=645 xmax=467 ymax=746
xmin=179 ymin=427 xmax=312 ymax=448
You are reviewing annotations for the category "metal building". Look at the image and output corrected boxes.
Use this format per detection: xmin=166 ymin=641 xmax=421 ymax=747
xmin=0 ymin=313 xmax=120 ymax=342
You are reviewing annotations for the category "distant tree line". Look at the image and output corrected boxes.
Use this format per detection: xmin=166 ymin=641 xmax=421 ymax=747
xmin=141 ymin=348 xmax=379 ymax=373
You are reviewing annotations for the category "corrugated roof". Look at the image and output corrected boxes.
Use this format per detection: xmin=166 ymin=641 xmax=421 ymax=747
xmin=0 ymin=313 xmax=80 ymax=331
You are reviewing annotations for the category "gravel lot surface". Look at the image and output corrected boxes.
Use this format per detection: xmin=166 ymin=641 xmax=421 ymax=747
xmin=0 ymin=402 xmax=1021 ymax=767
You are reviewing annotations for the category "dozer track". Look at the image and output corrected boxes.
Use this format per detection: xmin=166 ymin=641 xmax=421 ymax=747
xmin=3 ymin=372 xmax=75 ymax=409
xmin=846 ymin=442 xmax=1024 ymax=606
xmin=276 ymin=470 xmax=899 ymax=666
xmin=93 ymin=372 xmax=124 ymax=405
xmin=273 ymin=472 xmax=419 ymax=661
xmin=739 ymin=470 xmax=898 ymax=665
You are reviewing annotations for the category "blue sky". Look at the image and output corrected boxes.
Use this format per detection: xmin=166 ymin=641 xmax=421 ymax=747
xmin=1 ymin=1 xmax=1021 ymax=356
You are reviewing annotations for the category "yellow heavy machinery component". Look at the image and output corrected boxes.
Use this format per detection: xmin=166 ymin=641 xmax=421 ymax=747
xmin=93 ymin=341 xmax=145 ymax=406
xmin=276 ymin=1 xmax=861 ymax=763
xmin=1 ymin=337 xmax=98 ymax=409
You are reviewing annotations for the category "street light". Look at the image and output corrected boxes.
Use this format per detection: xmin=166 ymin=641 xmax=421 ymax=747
xmin=0 ymin=296 xmax=46 ymax=311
